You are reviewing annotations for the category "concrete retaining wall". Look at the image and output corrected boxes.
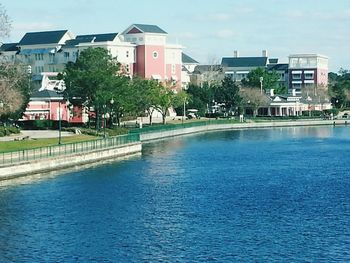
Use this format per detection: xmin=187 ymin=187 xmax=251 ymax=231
xmin=0 ymin=143 xmax=142 ymax=180
xmin=140 ymin=119 xmax=348 ymax=142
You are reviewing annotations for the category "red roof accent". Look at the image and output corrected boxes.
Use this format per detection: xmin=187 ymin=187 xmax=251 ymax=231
xmin=127 ymin=27 xmax=142 ymax=34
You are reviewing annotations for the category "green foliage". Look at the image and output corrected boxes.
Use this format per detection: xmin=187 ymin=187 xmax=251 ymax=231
xmin=0 ymin=126 xmax=20 ymax=137
xmin=328 ymin=69 xmax=350 ymax=108
xmin=242 ymin=67 xmax=280 ymax=91
xmin=186 ymin=83 xmax=214 ymax=116
xmin=215 ymin=76 xmax=241 ymax=113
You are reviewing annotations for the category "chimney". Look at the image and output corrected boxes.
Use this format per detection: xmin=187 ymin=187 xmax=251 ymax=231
xmin=262 ymin=50 xmax=268 ymax=57
xmin=234 ymin=50 xmax=239 ymax=58
xmin=270 ymin=89 xmax=274 ymax=97
xmin=292 ymin=89 xmax=296 ymax=96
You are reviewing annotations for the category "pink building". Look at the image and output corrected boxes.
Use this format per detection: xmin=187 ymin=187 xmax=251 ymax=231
xmin=122 ymin=24 xmax=183 ymax=90
xmin=288 ymin=54 xmax=328 ymax=95
xmin=22 ymin=90 xmax=69 ymax=122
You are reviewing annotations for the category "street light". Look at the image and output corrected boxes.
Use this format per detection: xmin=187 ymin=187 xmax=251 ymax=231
xmin=259 ymin=76 xmax=263 ymax=94
xmin=182 ymin=98 xmax=187 ymax=125
xmin=103 ymin=104 xmax=107 ymax=138
xmin=58 ymin=100 xmax=62 ymax=145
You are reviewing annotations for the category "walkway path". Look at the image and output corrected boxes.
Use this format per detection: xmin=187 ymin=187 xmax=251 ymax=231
xmin=0 ymin=130 xmax=74 ymax=142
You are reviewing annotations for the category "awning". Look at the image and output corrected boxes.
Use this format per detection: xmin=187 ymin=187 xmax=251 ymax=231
xmin=19 ymin=48 xmax=56 ymax=55
xmin=151 ymin=74 xmax=162 ymax=80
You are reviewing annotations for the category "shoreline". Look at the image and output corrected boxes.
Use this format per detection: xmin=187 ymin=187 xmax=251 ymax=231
xmin=0 ymin=119 xmax=348 ymax=181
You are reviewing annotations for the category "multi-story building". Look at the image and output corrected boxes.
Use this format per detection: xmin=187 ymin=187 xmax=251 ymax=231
xmin=0 ymin=24 xmax=196 ymax=123
xmin=181 ymin=53 xmax=199 ymax=88
xmin=288 ymin=54 xmax=328 ymax=95
xmin=0 ymin=24 xmax=186 ymax=90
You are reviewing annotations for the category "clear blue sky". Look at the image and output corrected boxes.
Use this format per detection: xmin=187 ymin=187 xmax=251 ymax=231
xmin=1 ymin=0 xmax=349 ymax=71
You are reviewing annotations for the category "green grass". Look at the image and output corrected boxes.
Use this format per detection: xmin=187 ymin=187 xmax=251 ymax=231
xmin=0 ymin=135 xmax=97 ymax=153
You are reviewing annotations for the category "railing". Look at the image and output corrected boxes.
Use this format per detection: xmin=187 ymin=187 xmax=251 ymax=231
xmin=0 ymin=133 xmax=140 ymax=167
xmin=129 ymin=119 xmax=240 ymax=134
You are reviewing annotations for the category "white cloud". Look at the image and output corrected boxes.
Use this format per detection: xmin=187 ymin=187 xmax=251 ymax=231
xmin=215 ymin=29 xmax=235 ymax=39
xmin=208 ymin=13 xmax=232 ymax=22
xmin=13 ymin=22 xmax=57 ymax=32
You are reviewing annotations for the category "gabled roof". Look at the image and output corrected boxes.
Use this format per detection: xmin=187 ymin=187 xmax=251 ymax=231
xmin=128 ymin=24 xmax=167 ymax=34
xmin=19 ymin=30 xmax=69 ymax=46
xmin=0 ymin=43 xmax=19 ymax=52
xmin=193 ymin=65 xmax=222 ymax=74
xmin=182 ymin=53 xmax=199 ymax=64
xmin=64 ymin=33 xmax=118 ymax=47
xmin=30 ymin=90 xmax=63 ymax=100
xmin=221 ymin=57 xmax=268 ymax=68
xmin=76 ymin=33 xmax=118 ymax=42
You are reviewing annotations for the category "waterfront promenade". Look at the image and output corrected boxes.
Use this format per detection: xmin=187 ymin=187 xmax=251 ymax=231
xmin=0 ymin=119 xmax=348 ymax=180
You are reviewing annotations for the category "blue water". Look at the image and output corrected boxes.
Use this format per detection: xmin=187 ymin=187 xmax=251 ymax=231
xmin=1 ymin=126 xmax=350 ymax=262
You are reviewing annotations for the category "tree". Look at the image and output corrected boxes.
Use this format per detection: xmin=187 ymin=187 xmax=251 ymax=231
xmin=328 ymin=69 xmax=350 ymax=108
xmin=242 ymin=67 xmax=280 ymax=92
xmin=62 ymin=47 xmax=122 ymax=127
xmin=240 ymin=87 xmax=270 ymax=117
xmin=153 ymin=84 xmax=174 ymax=124
xmin=0 ymin=4 xmax=11 ymax=39
xmin=215 ymin=76 xmax=241 ymax=115
xmin=0 ymin=63 xmax=32 ymax=121
xmin=129 ymin=77 xmax=160 ymax=125
xmin=186 ymin=83 xmax=214 ymax=116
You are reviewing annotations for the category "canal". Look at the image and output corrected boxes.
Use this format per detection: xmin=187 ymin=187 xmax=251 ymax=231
xmin=0 ymin=126 xmax=350 ymax=262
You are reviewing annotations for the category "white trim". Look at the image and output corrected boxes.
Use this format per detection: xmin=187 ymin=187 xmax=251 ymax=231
xmin=292 ymin=81 xmax=302 ymax=84
xmin=304 ymin=70 xmax=315 ymax=74
xmin=304 ymin=80 xmax=315 ymax=84
xmin=292 ymin=70 xmax=302 ymax=74
xmin=151 ymin=74 xmax=161 ymax=80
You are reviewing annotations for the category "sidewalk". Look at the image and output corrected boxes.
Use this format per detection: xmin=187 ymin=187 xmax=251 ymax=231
xmin=0 ymin=130 xmax=74 ymax=142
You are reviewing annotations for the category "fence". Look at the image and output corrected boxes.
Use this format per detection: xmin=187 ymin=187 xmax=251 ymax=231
xmin=129 ymin=119 xmax=240 ymax=134
xmin=0 ymin=133 xmax=140 ymax=167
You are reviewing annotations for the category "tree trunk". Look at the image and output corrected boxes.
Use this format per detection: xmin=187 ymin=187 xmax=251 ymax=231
xmin=162 ymin=113 xmax=166 ymax=124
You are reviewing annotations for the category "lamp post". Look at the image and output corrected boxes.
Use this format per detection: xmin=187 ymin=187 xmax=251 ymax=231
xmin=182 ymin=98 xmax=187 ymax=125
xmin=110 ymin=98 xmax=114 ymax=128
xmin=259 ymin=76 xmax=263 ymax=94
xmin=58 ymin=100 xmax=62 ymax=145
xmin=103 ymin=104 xmax=107 ymax=138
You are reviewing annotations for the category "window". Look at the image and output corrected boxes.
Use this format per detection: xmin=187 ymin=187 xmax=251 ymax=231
xmin=49 ymin=53 xmax=55 ymax=63
xmin=126 ymin=51 xmax=129 ymax=58
xmin=153 ymin=51 xmax=158 ymax=59
xmin=126 ymin=64 xmax=130 ymax=73
xmin=35 ymin=54 xmax=44 ymax=61
xmin=64 ymin=52 xmax=70 ymax=59
xmin=292 ymin=83 xmax=301 ymax=90
xmin=304 ymin=73 xmax=314 ymax=80
xmin=292 ymin=73 xmax=301 ymax=80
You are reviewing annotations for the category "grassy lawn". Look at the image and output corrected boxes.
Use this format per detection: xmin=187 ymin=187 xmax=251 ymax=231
xmin=0 ymin=135 xmax=97 ymax=153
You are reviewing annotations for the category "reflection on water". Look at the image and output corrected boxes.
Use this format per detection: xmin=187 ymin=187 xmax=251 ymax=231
xmin=0 ymin=126 xmax=350 ymax=262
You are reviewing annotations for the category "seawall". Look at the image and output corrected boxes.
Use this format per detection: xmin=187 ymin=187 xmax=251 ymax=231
xmin=140 ymin=119 xmax=348 ymax=142
xmin=0 ymin=142 xmax=141 ymax=180
xmin=0 ymin=119 xmax=347 ymax=180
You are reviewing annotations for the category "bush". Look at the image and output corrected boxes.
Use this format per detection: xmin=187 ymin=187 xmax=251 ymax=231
xmin=0 ymin=126 xmax=20 ymax=137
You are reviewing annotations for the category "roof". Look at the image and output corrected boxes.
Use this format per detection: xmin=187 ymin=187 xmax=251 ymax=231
xmin=268 ymin=58 xmax=278 ymax=64
xmin=0 ymin=43 xmax=19 ymax=52
xmin=30 ymin=90 xmax=64 ymax=100
xmin=182 ymin=53 xmax=199 ymax=64
xmin=131 ymin=24 xmax=167 ymax=34
xmin=267 ymin=63 xmax=289 ymax=71
xmin=193 ymin=65 xmax=222 ymax=74
xmin=19 ymin=30 xmax=69 ymax=46
xmin=65 ymin=33 xmax=118 ymax=47
xmin=221 ymin=57 xmax=268 ymax=68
